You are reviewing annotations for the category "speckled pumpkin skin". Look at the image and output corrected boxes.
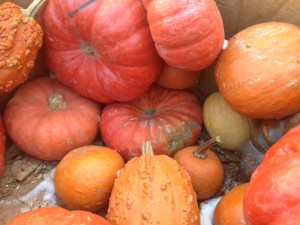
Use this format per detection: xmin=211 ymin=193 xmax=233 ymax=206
xmin=0 ymin=2 xmax=43 ymax=94
xmin=99 ymin=85 xmax=203 ymax=161
xmin=107 ymin=153 xmax=200 ymax=225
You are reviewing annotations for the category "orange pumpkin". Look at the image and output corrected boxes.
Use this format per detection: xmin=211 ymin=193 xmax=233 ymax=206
xmin=215 ymin=22 xmax=300 ymax=119
xmin=54 ymin=145 xmax=125 ymax=212
xmin=6 ymin=206 xmax=111 ymax=225
xmin=0 ymin=0 xmax=45 ymax=95
xmin=214 ymin=182 xmax=249 ymax=225
xmin=3 ymin=77 xmax=100 ymax=160
xmin=174 ymin=137 xmax=224 ymax=199
xmin=156 ymin=62 xmax=201 ymax=89
xmin=107 ymin=141 xmax=200 ymax=225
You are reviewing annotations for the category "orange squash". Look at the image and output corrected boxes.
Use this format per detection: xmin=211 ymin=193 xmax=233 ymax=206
xmin=54 ymin=145 xmax=125 ymax=212
xmin=215 ymin=22 xmax=300 ymax=119
xmin=107 ymin=141 xmax=200 ymax=225
xmin=156 ymin=62 xmax=201 ymax=89
xmin=174 ymin=137 xmax=224 ymax=200
xmin=214 ymin=182 xmax=249 ymax=225
xmin=0 ymin=0 xmax=45 ymax=95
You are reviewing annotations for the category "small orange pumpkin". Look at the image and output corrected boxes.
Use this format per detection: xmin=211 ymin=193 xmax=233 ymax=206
xmin=107 ymin=141 xmax=200 ymax=225
xmin=214 ymin=182 xmax=249 ymax=225
xmin=174 ymin=137 xmax=224 ymax=200
xmin=0 ymin=0 xmax=45 ymax=94
xmin=156 ymin=62 xmax=201 ymax=89
xmin=54 ymin=145 xmax=125 ymax=212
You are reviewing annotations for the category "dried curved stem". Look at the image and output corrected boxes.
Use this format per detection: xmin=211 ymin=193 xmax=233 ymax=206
xmin=21 ymin=0 xmax=47 ymax=18
xmin=193 ymin=136 xmax=221 ymax=159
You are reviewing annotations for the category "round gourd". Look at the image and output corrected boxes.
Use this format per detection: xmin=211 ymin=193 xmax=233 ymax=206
xmin=243 ymin=125 xmax=300 ymax=225
xmin=41 ymin=0 xmax=162 ymax=103
xmin=156 ymin=63 xmax=201 ymax=89
xmin=214 ymin=182 xmax=249 ymax=225
xmin=54 ymin=145 xmax=125 ymax=212
xmin=6 ymin=206 xmax=111 ymax=225
xmin=174 ymin=137 xmax=224 ymax=200
xmin=3 ymin=77 xmax=100 ymax=160
xmin=142 ymin=0 xmax=224 ymax=71
xmin=100 ymin=85 xmax=203 ymax=161
xmin=107 ymin=141 xmax=200 ymax=225
xmin=0 ymin=0 xmax=45 ymax=95
xmin=215 ymin=22 xmax=300 ymax=119
xmin=0 ymin=115 xmax=5 ymax=176
xmin=203 ymin=91 xmax=251 ymax=150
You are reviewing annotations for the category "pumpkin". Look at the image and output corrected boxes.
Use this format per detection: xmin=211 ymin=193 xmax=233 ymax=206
xmin=0 ymin=0 xmax=45 ymax=95
xmin=3 ymin=77 xmax=100 ymax=161
xmin=0 ymin=115 xmax=6 ymax=176
xmin=40 ymin=0 xmax=162 ymax=103
xmin=156 ymin=62 xmax=201 ymax=89
xmin=243 ymin=125 xmax=300 ymax=225
xmin=142 ymin=0 xmax=224 ymax=71
xmin=54 ymin=145 xmax=125 ymax=212
xmin=215 ymin=22 xmax=300 ymax=119
xmin=174 ymin=137 xmax=224 ymax=200
xmin=203 ymin=91 xmax=251 ymax=150
xmin=6 ymin=206 xmax=111 ymax=225
xmin=107 ymin=141 xmax=200 ymax=225
xmin=215 ymin=0 xmax=300 ymax=39
xmin=100 ymin=85 xmax=203 ymax=161
xmin=214 ymin=182 xmax=249 ymax=225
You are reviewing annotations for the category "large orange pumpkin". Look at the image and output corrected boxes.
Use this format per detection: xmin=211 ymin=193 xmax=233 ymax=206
xmin=107 ymin=141 xmax=200 ymax=225
xmin=100 ymin=85 xmax=203 ymax=161
xmin=0 ymin=0 xmax=45 ymax=95
xmin=6 ymin=206 xmax=111 ymax=225
xmin=40 ymin=0 xmax=162 ymax=103
xmin=4 ymin=77 xmax=100 ymax=160
xmin=142 ymin=0 xmax=224 ymax=71
xmin=215 ymin=22 xmax=300 ymax=119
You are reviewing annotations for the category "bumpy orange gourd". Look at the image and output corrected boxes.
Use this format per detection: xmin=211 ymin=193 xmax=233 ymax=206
xmin=0 ymin=115 xmax=5 ymax=176
xmin=0 ymin=0 xmax=45 ymax=95
xmin=6 ymin=206 xmax=111 ymax=225
xmin=107 ymin=141 xmax=200 ymax=225
xmin=174 ymin=137 xmax=224 ymax=200
xmin=215 ymin=22 xmax=300 ymax=119
xmin=214 ymin=182 xmax=249 ymax=225
xmin=54 ymin=145 xmax=125 ymax=212
xmin=4 ymin=77 xmax=100 ymax=160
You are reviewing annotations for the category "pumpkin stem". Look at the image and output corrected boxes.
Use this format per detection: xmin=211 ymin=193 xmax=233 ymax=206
xmin=142 ymin=141 xmax=154 ymax=156
xmin=193 ymin=136 xmax=220 ymax=159
xmin=49 ymin=93 xmax=65 ymax=111
xmin=21 ymin=0 xmax=47 ymax=19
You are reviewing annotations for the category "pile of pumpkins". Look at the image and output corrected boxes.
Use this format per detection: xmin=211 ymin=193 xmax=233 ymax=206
xmin=0 ymin=0 xmax=300 ymax=224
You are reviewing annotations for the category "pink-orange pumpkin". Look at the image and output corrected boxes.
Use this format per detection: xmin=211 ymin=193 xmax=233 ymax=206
xmin=100 ymin=85 xmax=203 ymax=160
xmin=4 ymin=77 xmax=100 ymax=160
xmin=0 ymin=115 xmax=6 ymax=176
xmin=142 ymin=0 xmax=224 ymax=71
xmin=41 ymin=0 xmax=162 ymax=103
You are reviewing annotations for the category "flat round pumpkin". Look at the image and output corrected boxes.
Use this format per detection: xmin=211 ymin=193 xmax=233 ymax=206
xmin=215 ymin=22 xmax=300 ymax=119
xmin=3 ymin=77 xmax=100 ymax=160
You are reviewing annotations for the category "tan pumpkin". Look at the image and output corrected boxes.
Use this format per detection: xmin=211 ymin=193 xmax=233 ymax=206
xmin=107 ymin=141 xmax=200 ymax=225
xmin=0 ymin=0 xmax=45 ymax=95
xmin=203 ymin=91 xmax=251 ymax=150
xmin=54 ymin=145 xmax=125 ymax=212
